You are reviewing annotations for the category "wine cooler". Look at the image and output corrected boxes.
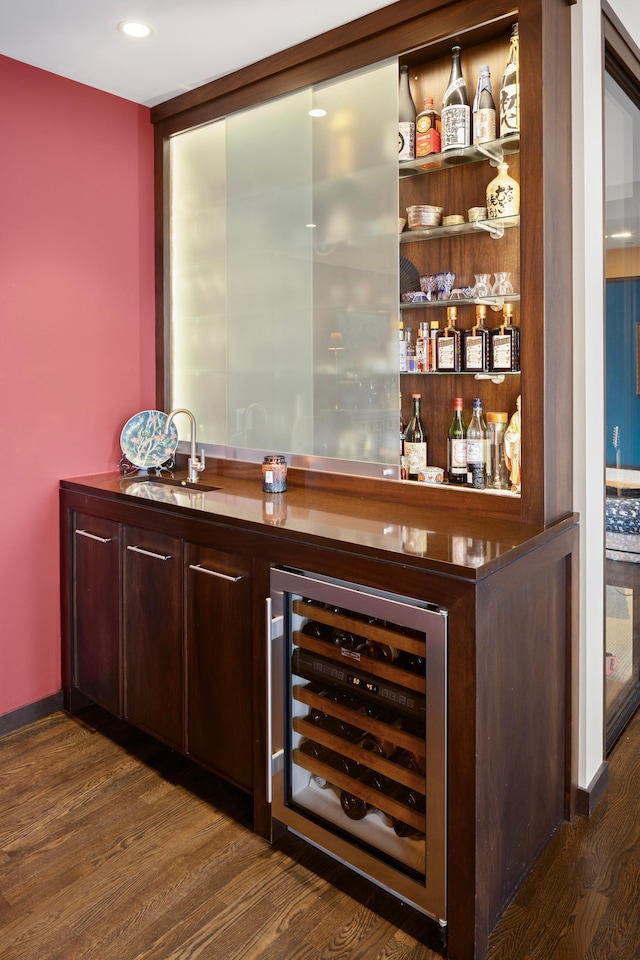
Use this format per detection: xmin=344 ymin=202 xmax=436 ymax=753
xmin=268 ymin=567 xmax=448 ymax=928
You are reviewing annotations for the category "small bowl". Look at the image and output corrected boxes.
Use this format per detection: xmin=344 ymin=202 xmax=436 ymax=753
xmin=418 ymin=466 xmax=444 ymax=484
xmin=406 ymin=204 xmax=443 ymax=229
xmin=468 ymin=206 xmax=488 ymax=222
xmin=442 ymin=214 xmax=465 ymax=226
xmin=399 ymin=218 xmax=406 ymax=233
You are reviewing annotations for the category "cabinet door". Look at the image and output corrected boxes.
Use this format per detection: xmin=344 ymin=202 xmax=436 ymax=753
xmin=123 ymin=526 xmax=184 ymax=750
xmin=73 ymin=513 xmax=121 ymax=715
xmin=186 ymin=543 xmax=252 ymax=790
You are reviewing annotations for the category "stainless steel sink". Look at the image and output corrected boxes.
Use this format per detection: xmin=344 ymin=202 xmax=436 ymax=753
xmin=120 ymin=475 xmax=221 ymax=493
xmin=119 ymin=476 xmax=221 ymax=506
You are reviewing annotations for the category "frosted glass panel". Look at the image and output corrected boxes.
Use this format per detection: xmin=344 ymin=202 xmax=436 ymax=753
xmin=170 ymin=120 xmax=227 ymax=442
xmin=226 ymin=91 xmax=314 ymax=453
xmin=310 ymin=62 xmax=399 ymax=463
xmin=169 ymin=59 xmax=399 ymax=469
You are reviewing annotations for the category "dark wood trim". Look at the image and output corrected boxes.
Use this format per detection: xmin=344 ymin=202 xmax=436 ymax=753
xmin=603 ymin=1 xmax=640 ymax=81
xmin=151 ymin=0 xmax=574 ymax=531
xmin=0 ymin=694 xmax=64 ymax=737
xmin=575 ymin=760 xmax=610 ymax=817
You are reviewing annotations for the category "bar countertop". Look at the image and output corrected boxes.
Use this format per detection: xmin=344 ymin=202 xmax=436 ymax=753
xmin=60 ymin=468 xmax=578 ymax=582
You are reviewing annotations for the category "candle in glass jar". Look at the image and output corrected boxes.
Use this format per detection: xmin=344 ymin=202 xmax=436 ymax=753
xmin=262 ymin=455 xmax=287 ymax=493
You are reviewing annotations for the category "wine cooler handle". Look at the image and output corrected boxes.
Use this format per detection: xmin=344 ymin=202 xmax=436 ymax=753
xmin=75 ymin=529 xmax=112 ymax=544
xmin=265 ymin=598 xmax=284 ymax=804
xmin=188 ymin=563 xmax=242 ymax=582
xmin=126 ymin=545 xmax=172 ymax=561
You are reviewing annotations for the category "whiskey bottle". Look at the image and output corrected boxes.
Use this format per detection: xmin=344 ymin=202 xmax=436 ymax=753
xmin=405 ymin=326 xmax=416 ymax=373
xmin=463 ymin=304 xmax=490 ymax=372
xmin=399 ymin=65 xmax=417 ymax=161
xmin=416 ymin=96 xmax=441 ymax=156
xmin=436 ymin=306 xmax=462 ymax=371
xmin=447 ymin=397 xmax=467 ymax=484
xmin=441 ymin=46 xmax=471 ymax=151
xmin=490 ymin=303 xmax=520 ymax=372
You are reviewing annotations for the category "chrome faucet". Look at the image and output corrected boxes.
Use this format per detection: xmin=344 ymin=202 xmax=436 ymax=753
xmin=166 ymin=408 xmax=205 ymax=483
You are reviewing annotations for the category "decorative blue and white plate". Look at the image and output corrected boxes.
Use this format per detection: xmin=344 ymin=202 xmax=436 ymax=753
xmin=120 ymin=410 xmax=178 ymax=469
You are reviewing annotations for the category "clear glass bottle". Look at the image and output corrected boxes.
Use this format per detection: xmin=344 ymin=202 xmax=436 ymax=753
xmin=405 ymin=326 xmax=416 ymax=373
xmin=416 ymin=96 xmax=441 ymax=157
xmin=441 ymin=45 xmax=471 ymax=151
xmin=399 ymin=320 xmax=407 ymax=373
xmin=416 ymin=321 xmax=429 ymax=372
xmin=399 ymin=64 xmax=417 ymax=161
xmin=466 ymin=398 xmax=487 ymax=488
xmin=463 ymin=304 xmax=490 ymax=373
xmin=490 ymin=302 xmax=520 ymax=372
xmin=447 ymin=397 xmax=467 ymax=485
xmin=404 ymin=393 xmax=428 ymax=480
xmin=428 ymin=320 xmax=439 ymax=371
xmin=486 ymin=411 xmax=509 ymax=488
xmin=473 ymin=65 xmax=496 ymax=144
xmin=436 ymin=306 xmax=462 ymax=371
xmin=500 ymin=23 xmax=520 ymax=137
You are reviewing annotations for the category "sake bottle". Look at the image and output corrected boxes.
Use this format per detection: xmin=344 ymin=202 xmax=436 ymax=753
xmin=441 ymin=46 xmax=471 ymax=151
xmin=399 ymin=65 xmax=417 ymax=160
xmin=500 ymin=23 xmax=520 ymax=137
xmin=473 ymin=65 xmax=496 ymax=144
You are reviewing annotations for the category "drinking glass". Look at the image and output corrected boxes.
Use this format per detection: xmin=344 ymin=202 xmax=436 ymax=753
xmin=491 ymin=272 xmax=514 ymax=297
xmin=473 ymin=273 xmax=492 ymax=298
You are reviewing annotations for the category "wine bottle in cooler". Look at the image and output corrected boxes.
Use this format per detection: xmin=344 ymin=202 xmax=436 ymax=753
xmin=447 ymin=397 xmax=467 ymax=485
xmin=403 ymin=393 xmax=428 ymax=481
xmin=398 ymin=65 xmax=417 ymax=160
xmin=340 ymin=734 xmax=388 ymax=821
xmin=388 ymin=747 xmax=426 ymax=838
xmin=441 ymin=46 xmax=471 ymax=151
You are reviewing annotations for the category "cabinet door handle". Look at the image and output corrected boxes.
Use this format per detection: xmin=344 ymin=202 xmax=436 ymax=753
xmin=188 ymin=563 xmax=243 ymax=582
xmin=75 ymin=529 xmax=112 ymax=544
xmin=126 ymin=545 xmax=172 ymax=561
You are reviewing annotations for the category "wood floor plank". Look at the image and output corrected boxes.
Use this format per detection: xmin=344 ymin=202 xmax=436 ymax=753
xmin=1 ymin=705 xmax=640 ymax=960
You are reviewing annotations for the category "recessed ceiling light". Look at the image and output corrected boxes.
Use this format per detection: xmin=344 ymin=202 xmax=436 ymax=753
xmin=118 ymin=21 xmax=152 ymax=38
xmin=611 ymin=231 xmax=632 ymax=238
xmin=308 ymin=108 xmax=327 ymax=118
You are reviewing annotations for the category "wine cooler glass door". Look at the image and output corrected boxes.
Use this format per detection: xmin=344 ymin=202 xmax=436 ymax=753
xmin=269 ymin=567 xmax=447 ymax=924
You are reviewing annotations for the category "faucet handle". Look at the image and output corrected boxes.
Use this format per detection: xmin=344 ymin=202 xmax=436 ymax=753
xmin=193 ymin=449 xmax=206 ymax=473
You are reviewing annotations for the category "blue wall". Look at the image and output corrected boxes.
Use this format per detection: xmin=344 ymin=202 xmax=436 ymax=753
xmin=606 ymin=278 xmax=640 ymax=467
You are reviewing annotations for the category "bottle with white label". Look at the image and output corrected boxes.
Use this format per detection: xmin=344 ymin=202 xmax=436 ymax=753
xmin=436 ymin=306 xmax=462 ymax=372
xmin=466 ymin=398 xmax=487 ymax=488
xmin=500 ymin=23 xmax=520 ymax=137
xmin=473 ymin=65 xmax=496 ymax=144
xmin=490 ymin=303 xmax=520 ymax=372
xmin=463 ymin=304 xmax=490 ymax=372
xmin=447 ymin=397 xmax=467 ymax=484
xmin=441 ymin=46 xmax=471 ymax=151
xmin=399 ymin=65 xmax=417 ymax=161
xmin=404 ymin=393 xmax=428 ymax=480
xmin=399 ymin=321 xmax=408 ymax=373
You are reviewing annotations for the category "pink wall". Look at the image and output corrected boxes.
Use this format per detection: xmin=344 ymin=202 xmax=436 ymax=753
xmin=0 ymin=55 xmax=156 ymax=719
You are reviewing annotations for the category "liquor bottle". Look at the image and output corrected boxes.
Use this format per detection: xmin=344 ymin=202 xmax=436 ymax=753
xmin=415 ymin=96 xmax=441 ymax=157
xmin=500 ymin=23 xmax=520 ymax=137
xmin=463 ymin=304 xmax=490 ymax=373
xmin=405 ymin=327 xmax=416 ymax=373
xmin=436 ymin=306 xmax=462 ymax=371
xmin=403 ymin=393 xmax=428 ymax=480
xmin=441 ymin=45 xmax=471 ymax=151
xmin=398 ymin=65 xmax=417 ymax=161
xmin=399 ymin=321 xmax=407 ymax=373
xmin=416 ymin=321 xmax=429 ymax=372
xmin=473 ymin=65 xmax=497 ymax=144
xmin=399 ymin=393 xmax=406 ymax=458
xmin=428 ymin=320 xmax=439 ymax=371
xmin=447 ymin=397 xmax=467 ymax=484
xmin=490 ymin=302 xmax=520 ymax=372
xmin=466 ymin=398 xmax=487 ymax=489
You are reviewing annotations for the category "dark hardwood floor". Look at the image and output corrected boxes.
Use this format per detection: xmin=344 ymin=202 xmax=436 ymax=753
xmin=1 ymin=705 xmax=639 ymax=960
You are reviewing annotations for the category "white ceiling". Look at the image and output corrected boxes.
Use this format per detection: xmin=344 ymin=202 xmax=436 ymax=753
xmin=0 ymin=0 xmax=397 ymax=107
